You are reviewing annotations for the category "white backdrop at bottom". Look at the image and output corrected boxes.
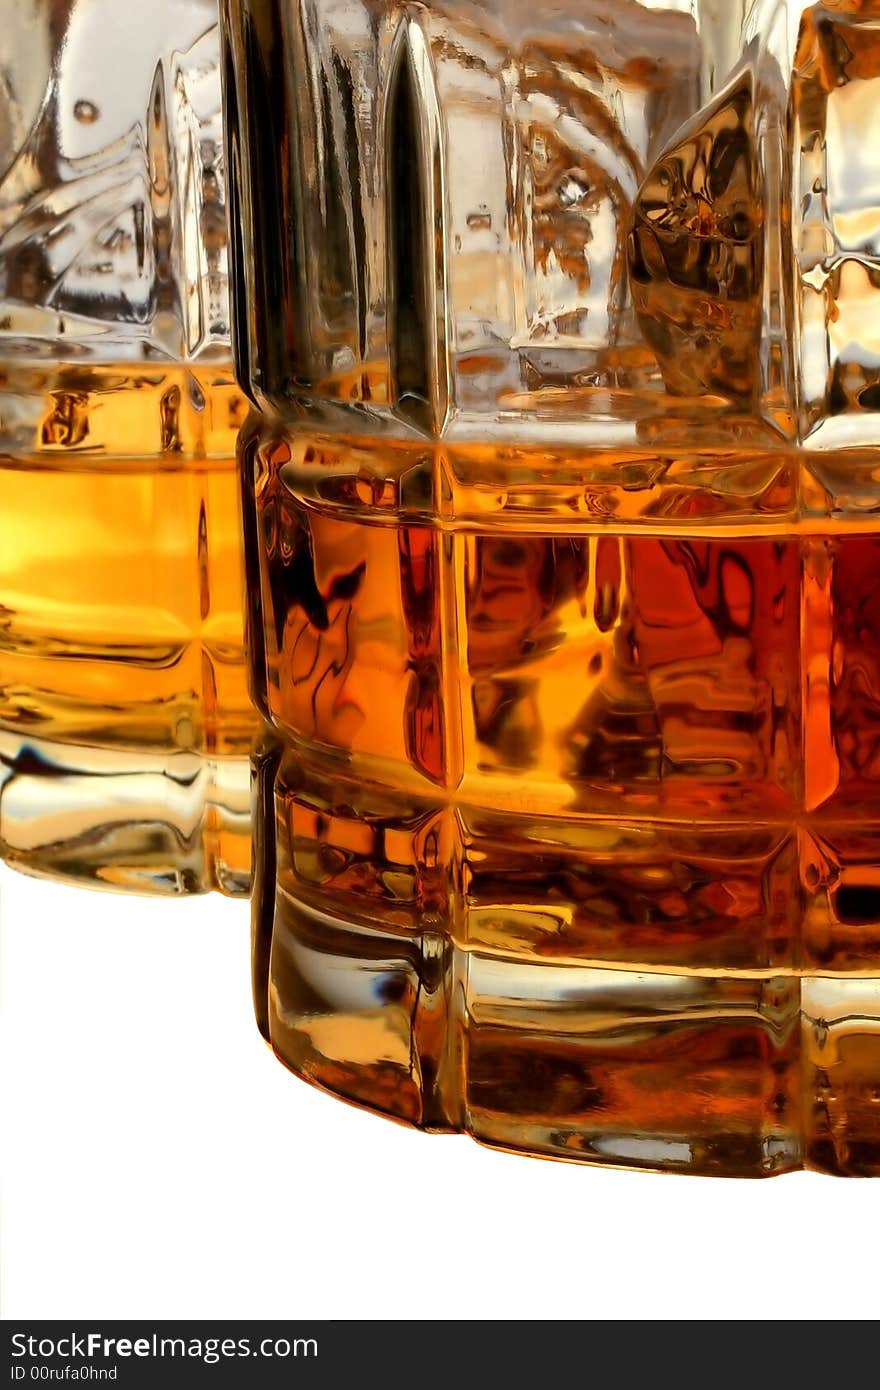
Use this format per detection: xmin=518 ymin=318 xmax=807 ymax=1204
xmin=1 ymin=862 xmax=875 ymax=1321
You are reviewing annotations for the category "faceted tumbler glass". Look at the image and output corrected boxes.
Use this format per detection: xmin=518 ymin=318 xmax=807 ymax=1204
xmin=0 ymin=0 xmax=255 ymax=894
xmin=223 ymin=0 xmax=880 ymax=1174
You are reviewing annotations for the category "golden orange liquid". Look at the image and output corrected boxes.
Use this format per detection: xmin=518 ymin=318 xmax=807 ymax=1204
xmin=245 ymin=422 xmax=880 ymax=1174
xmin=0 ymin=365 xmax=254 ymax=893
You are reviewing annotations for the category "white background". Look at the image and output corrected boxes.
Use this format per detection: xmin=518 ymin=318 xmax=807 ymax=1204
xmin=2 ymin=860 xmax=878 ymax=1322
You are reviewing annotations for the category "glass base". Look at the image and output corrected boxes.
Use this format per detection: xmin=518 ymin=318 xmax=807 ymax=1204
xmin=0 ymin=732 xmax=250 ymax=896
xmin=253 ymin=743 xmax=880 ymax=1177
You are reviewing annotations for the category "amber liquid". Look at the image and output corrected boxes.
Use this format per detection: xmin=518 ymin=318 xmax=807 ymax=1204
xmin=0 ymin=365 xmax=254 ymax=893
xmin=243 ymin=420 xmax=880 ymax=1175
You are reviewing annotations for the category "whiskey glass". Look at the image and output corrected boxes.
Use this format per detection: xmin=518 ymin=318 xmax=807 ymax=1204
xmin=0 ymin=0 xmax=254 ymax=894
xmin=223 ymin=0 xmax=880 ymax=1173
